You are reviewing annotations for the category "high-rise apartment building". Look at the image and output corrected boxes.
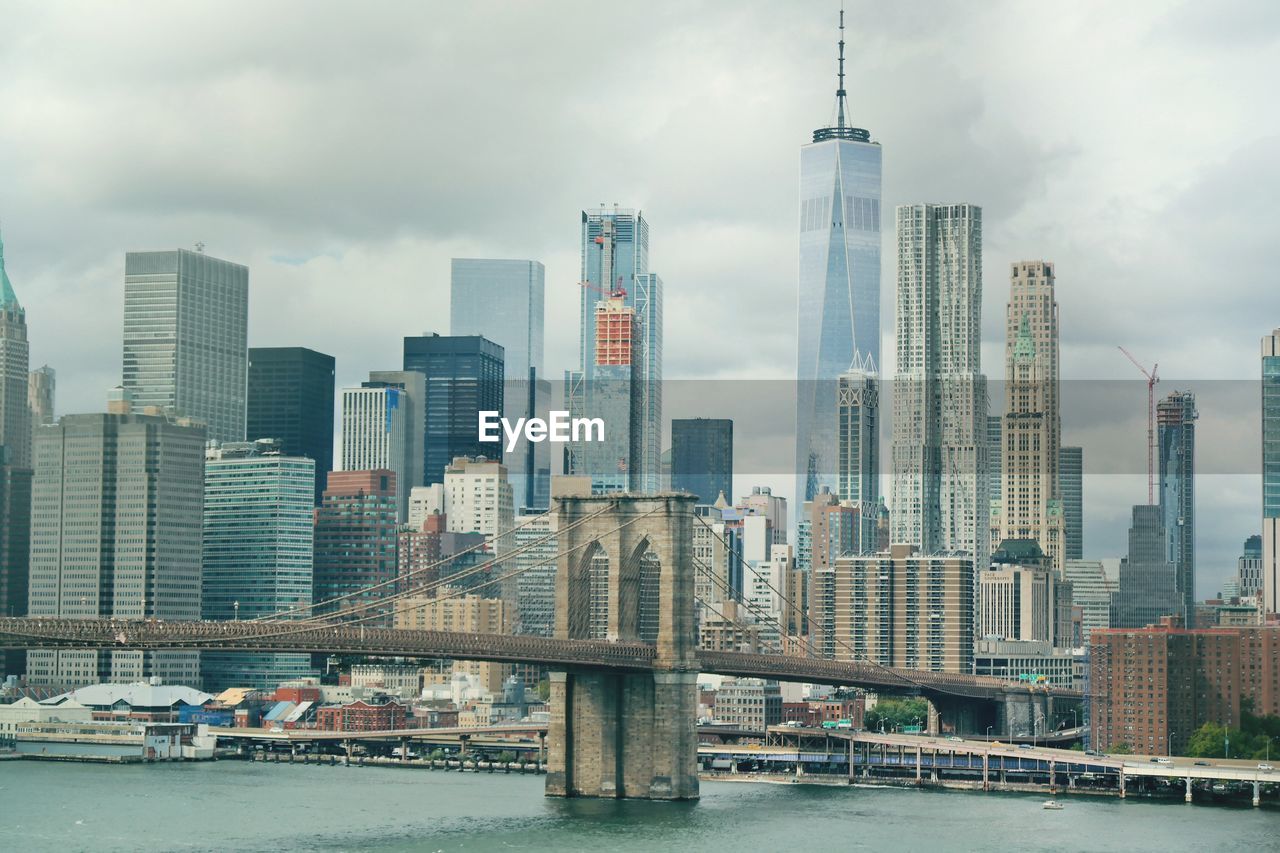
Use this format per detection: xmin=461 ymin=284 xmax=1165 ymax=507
xmin=998 ymin=262 xmax=1062 ymax=572
xmin=0 ymin=445 xmax=32 ymax=678
xmin=1059 ymin=446 xmax=1084 ymax=561
xmin=987 ymin=415 xmax=1002 ymax=501
xmin=313 ymin=470 xmax=399 ymax=627
xmin=339 ymin=383 xmax=408 ymax=520
xmin=1110 ymin=504 xmax=1180 ymax=629
xmin=890 ymin=203 xmax=987 ymax=560
xmin=121 ymin=249 xmax=248 ymax=443
xmin=26 ymin=411 xmax=206 ymax=687
xmin=815 ymin=544 xmax=974 ymax=673
xmin=443 ymin=456 xmax=514 ymax=542
xmin=394 ymin=591 xmax=513 ymax=692
xmin=837 ymin=356 xmax=878 ymax=509
xmin=1237 ymin=535 xmax=1263 ymax=601
xmin=1265 ymin=329 xmax=1280 ymax=615
xmin=1090 ymin=623 xmax=1280 ymax=755
xmin=671 ymin=418 xmax=733 ymax=505
xmin=450 ymin=259 xmax=550 ymax=510
xmin=795 ymin=15 xmax=882 ymax=504
xmin=202 ymin=440 xmax=315 ymax=691
xmin=512 ymin=511 xmax=558 ymax=638
xmin=570 ymin=209 xmax=663 ymax=493
xmin=1157 ymin=391 xmax=1197 ymax=624
xmin=246 ymin=347 xmax=335 ymax=505
xmin=402 ymin=334 xmax=505 ymax=486
xmin=0 ymin=230 xmax=31 ymax=469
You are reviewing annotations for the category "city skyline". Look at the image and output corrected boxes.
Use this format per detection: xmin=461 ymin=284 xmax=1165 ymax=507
xmin=0 ymin=3 xmax=1275 ymax=593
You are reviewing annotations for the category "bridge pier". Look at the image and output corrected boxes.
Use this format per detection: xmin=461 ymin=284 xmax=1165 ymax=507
xmin=1185 ymin=776 xmax=1193 ymax=803
xmin=1254 ymin=780 xmax=1261 ymax=807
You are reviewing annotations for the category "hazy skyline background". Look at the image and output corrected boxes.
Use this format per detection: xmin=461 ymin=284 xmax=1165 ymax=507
xmin=1 ymin=0 xmax=1276 ymax=595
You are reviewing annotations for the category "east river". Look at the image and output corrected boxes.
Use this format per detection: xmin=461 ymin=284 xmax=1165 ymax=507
xmin=0 ymin=761 xmax=1273 ymax=851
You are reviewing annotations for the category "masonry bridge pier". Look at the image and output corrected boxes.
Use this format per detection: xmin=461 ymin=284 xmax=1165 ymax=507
xmin=0 ymin=493 xmax=1079 ymax=802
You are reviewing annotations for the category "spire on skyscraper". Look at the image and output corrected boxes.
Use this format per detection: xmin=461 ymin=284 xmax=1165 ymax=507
xmin=0 ymin=224 xmax=19 ymax=310
xmin=812 ymin=7 xmax=871 ymax=143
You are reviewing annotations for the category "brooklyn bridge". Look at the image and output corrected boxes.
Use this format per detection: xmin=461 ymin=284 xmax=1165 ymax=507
xmin=0 ymin=493 xmax=1079 ymax=801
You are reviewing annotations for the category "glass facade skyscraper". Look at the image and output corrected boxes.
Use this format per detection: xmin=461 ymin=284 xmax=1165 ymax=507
xmin=1059 ymin=446 xmax=1084 ymax=561
xmin=202 ymin=440 xmax=315 ymax=691
xmin=246 ymin=347 xmax=335 ymax=505
xmin=1157 ymin=391 xmax=1196 ymax=623
xmin=795 ymin=17 xmax=881 ymax=504
xmin=402 ymin=334 xmax=505 ymax=486
xmin=450 ymin=259 xmax=549 ymax=510
xmin=1264 ymin=329 xmax=1280 ymax=614
xmin=0 ymin=228 xmax=31 ymax=469
xmin=671 ymin=418 xmax=733 ymax=505
xmin=1110 ymin=504 xmax=1179 ymax=629
xmin=122 ymin=249 xmax=248 ymax=444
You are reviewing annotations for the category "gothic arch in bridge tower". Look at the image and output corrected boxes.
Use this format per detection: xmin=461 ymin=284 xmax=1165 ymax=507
xmin=547 ymin=493 xmax=700 ymax=801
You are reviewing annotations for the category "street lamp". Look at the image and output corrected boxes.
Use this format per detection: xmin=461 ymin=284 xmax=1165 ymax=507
xmin=1168 ymin=732 xmax=1175 ymax=757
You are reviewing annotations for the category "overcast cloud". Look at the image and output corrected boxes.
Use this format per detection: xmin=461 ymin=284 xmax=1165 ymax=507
xmin=1 ymin=0 xmax=1276 ymax=596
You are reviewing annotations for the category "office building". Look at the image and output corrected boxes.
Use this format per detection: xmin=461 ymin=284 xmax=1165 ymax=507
xmin=512 ymin=511 xmax=558 ymax=637
xmin=815 ymin=544 xmax=974 ymax=673
xmin=443 ymin=456 xmax=514 ymax=542
xmin=979 ymin=541 xmax=1071 ymax=647
xmin=403 ymin=334 xmax=505 ymax=486
xmin=569 ymin=294 xmax=645 ymax=492
xmin=1110 ymin=505 xmax=1180 ymax=629
xmin=1157 ymin=391 xmax=1197 ymax=625
xmin=313 ymin=470 xmax=399 ymax=627
xmin=973 ymin=639 xmax=1080 ymax=690
xmin=394 ymin=591 xmax=512 ymax=693
xmin=27 ymin=365 xmax=54 ymax=464
xmin=121 ymin=249 xmax=248 ymax=443
xmin=1062 ymin=559 xmax=1116 ymax=643
xmin=1090 ymin=622 xmax=1280 ymax=755
xmin=671 ymin=417 xmax=733 ymax=505
xmin=339 ymin=383 xmax=408 ymax=520
xmin=998 ymin=262 xmax=1063 ymax=572
xmin=890 ymin=203 xmax=987 ymax=560
xmin=987 ymin=415 xmax=1002 ymax=501
xmin=26 ymin=411 xmax=206 ymax=687
xmin=0 ymin=446 xmax=32 ymax=678
xmin=1265 ymin=329 xmax=1280 ymax=615
xmin=1237 ymin=535 xmax=1263 ymax=601
xmin=246 ymin=347 xmax=335 ymax=505
xmin=0 ymin=230 xmax=31 ymax=468
xmin=1059 ymin=446 xmax=1083 ymax=561
xmin=837 ymin=355 xmax=879 ymax=507
xmin=451 ymin=259 xmax=550 ymax=510
xmin=714 ymin=678 xmax=783 ymax=730
xmin=201 ymin=440 xmax=315 ymax=691
xmin=368 ymin=370 xmax=426 ymax=514
xmin=795 ymin=14 xmax=882 ymax=504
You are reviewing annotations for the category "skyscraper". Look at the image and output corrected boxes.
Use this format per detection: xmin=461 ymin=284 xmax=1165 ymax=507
xmin=121 ymin=249 xmax=249 ymax=443
xmin=0 ymin=445 xmax=32 ymax=679
xmin=450 ymin=259 xmax=549 ymax=510
xmin=246 ymin=347 xmax=335 ymax=505
xmin=998 ymin=261 xmax=1062 ymax=571
xmin=27 ymin=365 xmax=54 ymax=464
xmin=26 ymin=411 xmax=206 ymax=687
xmin=890 ymin=203 xmax=987 ymax=559
xmin=368 ymin=369 xmax=426 ymax=514
xmin=339 ymin=383 xmax=408 ymax=520
xmin=671 ymin=418 xmax=733 ymax=505
xmin=202 ymin=440 xmax=315 ymax=691
xmin=1262 ymin=329 xmax=1280 ymax=615
xmin=1237 ymin=534 xmax=1263 ymax=601
xmin=313 ymin=470 xmax=399 ymax=627
xmin=795 ymin=13 xmax=882 ymax=504
xmin=1059 ymin=446 xmax=1084 ymax=561
xmin=402 ymin=334 xmax=505 ymax=485
xmin=571 ymin=295 xmax=643 ymax=492
xmin=1110 ymin=504 xmax=1179 ymax=629
xmin=1157 ymin=391 xmax=1197 ymax=623
xmin=837 ymin=355 xmax=878 ymax=507
xmin=0 ymin=229 xmax=31 ymax=468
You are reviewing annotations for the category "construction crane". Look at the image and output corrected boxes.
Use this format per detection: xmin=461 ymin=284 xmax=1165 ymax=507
xmin=1118 ymin=346 xmax=1159 ymax=505
xmin=579 ymin=277 xmax=627 ymax=300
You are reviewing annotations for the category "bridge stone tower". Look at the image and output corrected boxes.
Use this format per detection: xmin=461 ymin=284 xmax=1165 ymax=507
xmin=545 ymin=493 xmax=700 ymax=800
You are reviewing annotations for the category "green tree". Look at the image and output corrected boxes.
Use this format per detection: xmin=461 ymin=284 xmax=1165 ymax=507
xmin=864 ymin=698 xmax=929 ymax=733
xmin=496 ymin=750 xmax=517 ymax=764
xmin=1109 ymin=742 xmax=1133 ymax=754
xmin=536 ymin=679 xmax=551 ymax=702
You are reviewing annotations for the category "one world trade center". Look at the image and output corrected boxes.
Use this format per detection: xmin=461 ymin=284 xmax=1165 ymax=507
xmin=795 ymin=11 xmax=882 ymax=504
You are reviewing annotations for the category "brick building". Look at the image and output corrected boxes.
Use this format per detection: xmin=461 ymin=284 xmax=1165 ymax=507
xmin=315 ymin=696 xmax=407 ymax=732
xmin=1089 ymin=621 xmax=1280 ymax=755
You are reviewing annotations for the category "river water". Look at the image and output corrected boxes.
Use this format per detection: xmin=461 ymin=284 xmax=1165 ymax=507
xmin=0 ymin=761 xmax=1272 ymax=852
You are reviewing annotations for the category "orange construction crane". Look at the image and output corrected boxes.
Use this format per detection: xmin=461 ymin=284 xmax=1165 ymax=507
xmin=1118 ymin=345 xmax=1159 ymax=505
xmin=579 ymin=277 xmax=627 ymax=300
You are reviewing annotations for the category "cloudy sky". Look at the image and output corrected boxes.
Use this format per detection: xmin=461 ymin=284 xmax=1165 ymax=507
xmin=2 ymin=0 xmax=1276 ymax=595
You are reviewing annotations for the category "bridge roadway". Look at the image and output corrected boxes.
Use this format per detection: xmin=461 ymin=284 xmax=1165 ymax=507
xmin=0 ymin=617 xmax=1077 ymax=702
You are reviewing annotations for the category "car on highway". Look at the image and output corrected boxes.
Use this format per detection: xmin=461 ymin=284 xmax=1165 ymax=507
xmin=1259 ymin=763 xmax=1274 ymax=771
xmin=947 ymin=736 xmax=963 ymax=743
xmin=1018 ymin=744 xmax=1034 ymax=750
xmin=1151 ymin=757 xmax=1172 ymax=764
xmin=1194 ymin=761 xmax=1210 ymax=766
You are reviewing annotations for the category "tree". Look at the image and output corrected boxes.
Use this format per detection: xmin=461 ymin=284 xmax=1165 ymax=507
xmin=536 ymin=679 xmax=551 ymax=702
xmin=864 ymin=697 xmax=929 ymax=733
xmin=1109 ymin=742 xmax=1133 ymax=754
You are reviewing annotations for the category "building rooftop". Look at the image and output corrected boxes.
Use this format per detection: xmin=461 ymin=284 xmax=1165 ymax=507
xmin=0 ymin=227 xmax=20 ymax=310
xmin=44 ymin=682 xmax=213 ymax=710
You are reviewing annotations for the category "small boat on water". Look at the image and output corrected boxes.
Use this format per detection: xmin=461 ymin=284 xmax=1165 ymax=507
xmin=1042 ymin=800 xmax=1064 ymax=810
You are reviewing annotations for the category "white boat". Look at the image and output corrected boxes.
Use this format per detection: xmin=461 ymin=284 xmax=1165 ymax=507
xmin=1042 ymin=800 xmax=1064 ymax=810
